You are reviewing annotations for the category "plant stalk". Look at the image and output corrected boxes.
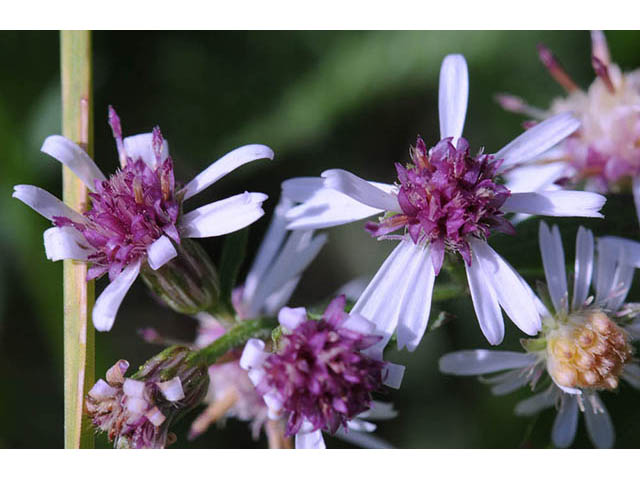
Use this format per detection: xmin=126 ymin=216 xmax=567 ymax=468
xmin=61 ymin=30 xmax=95 ymax=449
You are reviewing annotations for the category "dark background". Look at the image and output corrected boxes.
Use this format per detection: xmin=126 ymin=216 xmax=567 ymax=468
xmin=1 ymin=31 xmax=639 ymax=448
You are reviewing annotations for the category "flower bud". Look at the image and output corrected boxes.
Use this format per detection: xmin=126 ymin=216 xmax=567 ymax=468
xmin=86 ymin=346 xmax=209 ymax=448
xmin=140 ymin=239 xmax=220 ymax=315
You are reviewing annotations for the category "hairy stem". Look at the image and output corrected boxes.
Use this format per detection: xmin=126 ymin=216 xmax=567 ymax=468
xmin=61 ymin=30 xmax=95 ymax=449
xmin=187 ymin=317 xmax=278 ymax=367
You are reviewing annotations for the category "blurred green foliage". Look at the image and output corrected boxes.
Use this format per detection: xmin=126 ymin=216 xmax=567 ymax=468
xmin=1 ymin=31 xmax=640 ymax=448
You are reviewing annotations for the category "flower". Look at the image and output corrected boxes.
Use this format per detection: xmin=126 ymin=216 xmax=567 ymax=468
xmin=13 ymin=107 xmax=274 ymax=331
xmin=439 ymin=222 xmax=640 ymax=448
xmin=283 ymin=54 xmax=605 ymax=351
xmin=86 ymin=346 xmax=209 ymax=448
xmin=240 ymin=295 xmax=404 ymax=448
xmin=188 ymin=197 xmax=328 ymax=442
xmin=498 ymin=31 xmax=640 ymax=224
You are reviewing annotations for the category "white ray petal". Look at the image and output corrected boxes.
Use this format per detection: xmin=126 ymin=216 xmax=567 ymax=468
xmin=514 ymin=390 xmax=556 ymax=416
xmin=633 ymin=177 xmax=640 ymax=228
xmin=381 ymin=363 xmax=405 ymax=389
xmin=146 ymin=235 xmax=177 ymax=270
xmin=438 ymin=54 xmax=469 ymax=142
xmin=247 ymin=231 xmax=326 ymax=317
xmin=465 ymin=249 xmax=504 ymax=345
xmin=93 ymin=260 xmax=141 ymax=332
xmin=321 ymin=169 xmax=400 ymax=212
xmin=44 ymin=226 xmax=93 ymax=262
xmin=242 ymin=198 xmax=293 ymax=305
xmin=584 ymin=394 xmax=614 ymax=449
xmin=295 ymin=430 xmax=326 ymax=449
xmin=41 ymin=135 xmax=106 ymax=190
xmin=538 ymin=222 xmax=568 ymax=313
xmin=278 ymin=307 xmax=307 ymax=331
xmin=123 ymin=133 xmax=169 ymax=170
xmin=352 ymin=239 xmax=421 ymax=358
xmin=490 ymin=370 xmax=532 ymax=396
xmin=286 ymin=190 xmax=383 ymax=230
xmin=341 ymin=313 xmax=377 ymax=336
xmin=572 ymin=227 xmax=594 ymax=311
xmin=281 ymin=177 xmax=325 ymax=203
xmin=358 ymin=401 xmax=397 ymax=420
xmin=504 ymin=161 xmax=568 ymax=194
xmin=439 ymin=350 xmax=537 ymax=375
xmin=181 ymin=144 xmax=274 ymax=201
xmin=502 ymin=191 xmax=605 ymax=218
xmin=470 ymin=239 xmax=541 ymax=336
xmin=239 ymin=339 xmax=268 ymax=370
xmin=495 ymin=113 xmax=580 ymax=170
xmin=179 ymin=192 xmax=267 ymax=238
xmin=598 ymin=236 xmax=640 ymax=268
xmin=13 ymin=185 xmax=86 ymax=224
xmin=552 ymin=394 xmax=579 ymax=448
xmin=263 ymin=277 xmax=301 ymax=317
xmin=621 ymin=363 xmax=640 ymax=390
xmin=396 ymin=245 xmax=435 ymax=351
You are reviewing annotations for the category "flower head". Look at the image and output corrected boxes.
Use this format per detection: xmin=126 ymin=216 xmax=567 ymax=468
xmin=13 ymin=107 xmax=274 ymax=331
xmin=283 ymin=54 xmax=604 ymax=351
xmin=240 ymin=296 xmax=404 ymax=448
xmin=86 ymin=346 xmax=209 ymax=449
xmin=186 ymin=197 xmax=327 ymax=443
xmin=439 ymin=222 xmax=640 ymax=448
xmin=366 ymin=136 xmax=513 ymax=272
xmin=499 ymin=32 xmax=640 ymax=222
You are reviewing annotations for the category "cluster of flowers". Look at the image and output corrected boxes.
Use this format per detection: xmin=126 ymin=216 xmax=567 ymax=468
xmin=14 ymin=31 xmax=640 ymax=448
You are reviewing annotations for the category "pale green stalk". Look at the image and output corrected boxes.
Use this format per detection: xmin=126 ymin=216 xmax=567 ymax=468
xmin=61 ymin=30 xmax=95 ymax=449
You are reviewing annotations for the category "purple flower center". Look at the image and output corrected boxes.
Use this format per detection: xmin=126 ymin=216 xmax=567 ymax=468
xmin=53 ymin=109 xmax=180 ymax=281
xmin=259 ymin=296 xmax=384 ymax=436
xmin=366 ymin=136 xmax=514 ymax=273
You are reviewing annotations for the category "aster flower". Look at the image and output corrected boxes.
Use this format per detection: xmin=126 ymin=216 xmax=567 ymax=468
xmin=86 ymin=346 xmax=209 ymax=448
xmin=188 ymin=197 xmax=328 ymax=443
xmin=498 ymin=31 xmax=640 ymax=224
xmin=13 ymin=107 xmax=273 ymax=331
xmin=240 ymin=295 xmax=404 ymax=448
xmin=283 ymin=54 xmax=605 ymax=351
xmin=439 ymin=222 xmax=640 ymax=448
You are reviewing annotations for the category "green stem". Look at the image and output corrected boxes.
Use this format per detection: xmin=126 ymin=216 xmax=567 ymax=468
xmin=187 ymin=317 xmax=278 ymax=367
xmin=61 ymin=30 xmax=95 ymax=449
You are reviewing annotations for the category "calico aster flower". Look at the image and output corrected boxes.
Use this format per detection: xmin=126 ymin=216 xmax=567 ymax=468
xmin=283 ymin=54 xmax=605 ymax=352
xmin=439 ymin=223 xmax=640 ymax=448
xmin=240 ymin=295 xmax=404 ymax=448
xmin=86 ymin=346 xmax=209 ymax=449
xmin=498 ymin=31 xmax=640 ymax=224
xmin=188 ymin=197 xmax=328 ymax=442
xmin=13 ymin=107 xmax=273 ymax=331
